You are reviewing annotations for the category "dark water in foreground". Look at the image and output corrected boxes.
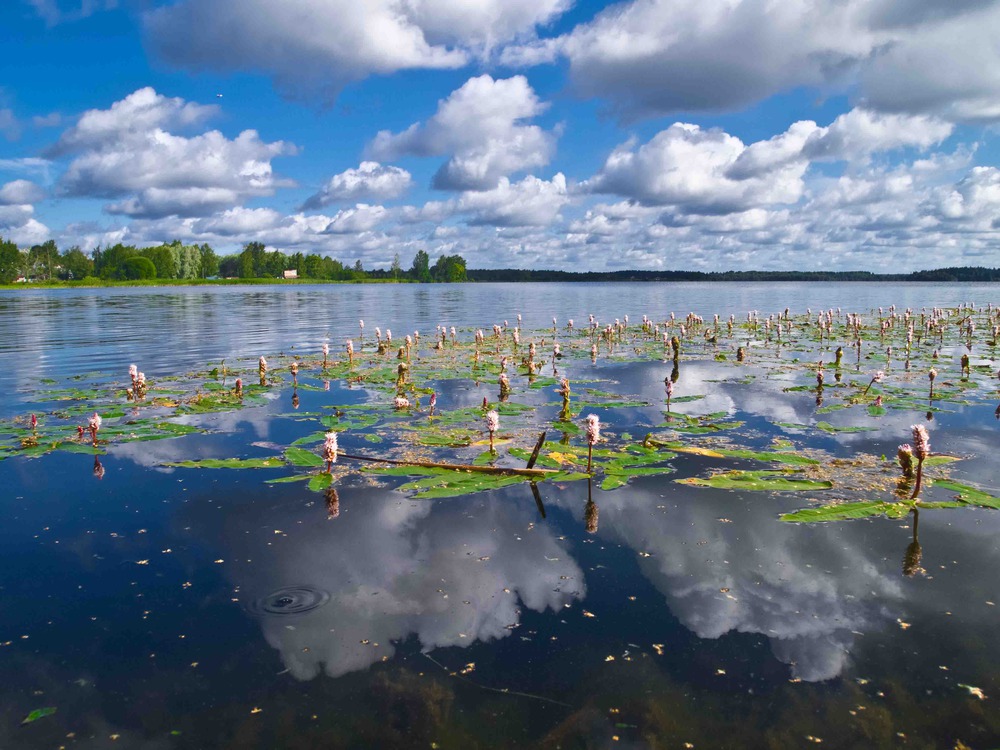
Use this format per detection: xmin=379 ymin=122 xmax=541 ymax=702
xmin=1 ymin=283 xmax=998 ymax=749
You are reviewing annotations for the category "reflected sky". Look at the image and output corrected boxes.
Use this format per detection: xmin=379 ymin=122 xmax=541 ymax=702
xmin=3 ymin=281 xmax=1000 ymax=419
xmin=183 ymin=484 xmax=584 ymax=681
xmin=2 ymin=284 xmax=998 ymax=747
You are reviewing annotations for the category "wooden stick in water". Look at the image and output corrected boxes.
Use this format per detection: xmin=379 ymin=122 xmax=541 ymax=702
xmin=525 ymin=430 xmax=547 ymax=470
xmin=338 ymin=452 xmax=557 ymax=478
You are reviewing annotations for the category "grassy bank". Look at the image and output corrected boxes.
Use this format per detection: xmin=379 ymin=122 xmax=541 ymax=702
xmin=0 ymin=277 xmax=412 ymax=290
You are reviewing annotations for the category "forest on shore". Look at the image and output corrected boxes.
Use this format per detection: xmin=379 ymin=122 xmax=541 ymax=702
xmin=2 ymin=236 xmax=998 ymax=286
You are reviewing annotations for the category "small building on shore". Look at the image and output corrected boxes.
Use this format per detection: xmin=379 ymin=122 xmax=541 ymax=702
xmin=282 ymin=269 xmax=298 ymax=280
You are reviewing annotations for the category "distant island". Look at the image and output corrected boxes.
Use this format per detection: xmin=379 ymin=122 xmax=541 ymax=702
xmin=2 ymin=237 xmax=999 ymax=285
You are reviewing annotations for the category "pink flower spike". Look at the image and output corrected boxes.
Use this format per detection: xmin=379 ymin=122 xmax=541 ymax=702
xmin=911 ymin=424 xmax=930 ymax=460
xmin=322 ymin=431 xmax=338 ymax=467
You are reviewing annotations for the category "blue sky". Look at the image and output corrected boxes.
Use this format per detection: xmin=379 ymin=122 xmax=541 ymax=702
xmin=1 ymin=0 xmax=999 ymax=272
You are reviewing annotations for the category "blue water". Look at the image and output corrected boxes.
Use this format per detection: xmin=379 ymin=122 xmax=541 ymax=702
xmin=1 ymin=282 xmax=998 ymax=748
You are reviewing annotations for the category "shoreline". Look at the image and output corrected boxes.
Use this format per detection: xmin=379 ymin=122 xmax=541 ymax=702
xmin=3 ymin=273 xmax=999 ymax=290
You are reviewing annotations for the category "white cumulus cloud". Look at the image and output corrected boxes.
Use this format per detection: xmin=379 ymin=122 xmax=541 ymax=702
xmin=370 ymin=75 xmax=557 ymax=190
xmin=506 ymin=0 xmax=1000 ymax=124
xmin=587 ymin=109 xmax=952 ymax=213
xmin=144 ymin=0 xmax=569 ymax=103
xmin=52 ymin=88 xmax=296 ymax=219
xmin=303 ymin=162 xmax=413 ymax=209
xmin=0 ymin=180 xmax=45 ymax=205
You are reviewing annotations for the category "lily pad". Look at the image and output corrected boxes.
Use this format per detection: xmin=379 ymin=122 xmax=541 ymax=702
xmin=285 ymin=447 xmax=325 ymax=467
xmin=164 ymin=457 xmax=284 ymax=469
xmin=780 ymin=501 xmax=909 ymax=522
xmin=678 ymin=470 xmax=833 ymax=492
xmin=21 ymin=707 xmax=57 ymax=725
xmin=932 ymin=479 xmax=1000 ymax=509
xmin=308 ymin=473 xmax=333 ymax=491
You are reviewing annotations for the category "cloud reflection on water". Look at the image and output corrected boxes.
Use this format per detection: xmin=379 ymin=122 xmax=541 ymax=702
xmin=552 ymin=481 xmax=904 ymax=682
xmin=204 ymin=488 xmax=584 ymax=680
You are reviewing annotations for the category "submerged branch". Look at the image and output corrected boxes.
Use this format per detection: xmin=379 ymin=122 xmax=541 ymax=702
xmin=338 ymin=452 xmax=557 ymax=478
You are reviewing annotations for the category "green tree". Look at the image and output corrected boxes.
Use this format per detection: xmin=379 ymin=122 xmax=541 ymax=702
xmin=219 ymin=254 xmax=240 ymax=278
xmin=97 ymin=244 xmax=139 ymax=279
xmin=165 ymin=241 xmax=200 ymax=279
xmin=239 ymin=242 xmax=267 ymax=277
xmin=122 ymin=256 xmax=157 ymax=280
xmin=141 ymin=244 xmax=177 ymax=279
xmin=0 ymin=238 xmax=21 ymax=284
xmin=27 ymin=239 xmax=58 ymax=280
xmin=60 ymin=246 xmax=94 ymax=280
xmin=390 ymin=253 xmax=402 ymax=280
xmin=409 ymin=249 xmax=431 ymax=282
xmin=431 ymin=254 xmax=467 ymax=282
xmin=199 ymin=244 xmax=220 ymax=278
xmin=265 ymin=249 xmax=286 ymax=278
xmin=303 ymin=254 xmax=323 ymax=278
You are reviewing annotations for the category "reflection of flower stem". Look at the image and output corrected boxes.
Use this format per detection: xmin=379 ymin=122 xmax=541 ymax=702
xmin=325 ymin=487 xmax=340 ymax=519
xmin=902 ymin=509 xmax=922 ymax=577
xmin=585 ymin=477 xmax=598 ymax=534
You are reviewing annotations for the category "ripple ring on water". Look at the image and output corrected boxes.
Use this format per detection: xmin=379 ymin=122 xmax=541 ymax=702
xmin=248 ymin=585 xmax=330 ymax=616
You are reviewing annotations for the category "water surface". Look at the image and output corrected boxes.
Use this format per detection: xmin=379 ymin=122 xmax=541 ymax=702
xmin=1 ymin=282 xmax=998 ymax=749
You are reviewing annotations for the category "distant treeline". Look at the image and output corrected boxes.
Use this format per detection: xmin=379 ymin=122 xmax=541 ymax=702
xmin=466 ymin=267 xmax=1000 ymax=283
xmin=0 ymin=238 xmax=467 ymax=284
xmin=2 ymin=235 xmax=998 ymax=285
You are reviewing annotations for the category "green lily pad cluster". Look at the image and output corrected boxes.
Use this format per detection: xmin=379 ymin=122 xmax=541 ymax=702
xmin=2 ymin=303 xmax=998 ymax=519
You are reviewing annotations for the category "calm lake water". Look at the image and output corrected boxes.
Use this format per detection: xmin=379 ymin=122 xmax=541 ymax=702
xmin=1 ymin=282 xmax=998 ymax=749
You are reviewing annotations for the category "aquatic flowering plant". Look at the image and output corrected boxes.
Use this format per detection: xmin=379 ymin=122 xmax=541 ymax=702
xmin=499 ymin=373 xmax=511 ymax=399
xmin=863 ymin=370 xmax=884 ymax=396
xmin=911 ymin=424 xmax=930 ymax=460
xmin=584 ymin=414 xmax=600 ymax=473
xmin=485 ymin=409 xmax=499 ymax=451
xmin=898 ymin=444 xmax=914 ymax=477
xmin=322 ymin=431 xmax=338 ymax=471
xmin=910 ymin=424 xmax=931 ymax=499
xmin=393 ymin=395 xmax=410 ymax=410
xmin=88 ymin=412 xmax=102 ymax=445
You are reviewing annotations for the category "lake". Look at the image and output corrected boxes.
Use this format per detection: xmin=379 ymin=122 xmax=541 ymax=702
xmin=1 ymin=282 xmax=998 ymax=749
